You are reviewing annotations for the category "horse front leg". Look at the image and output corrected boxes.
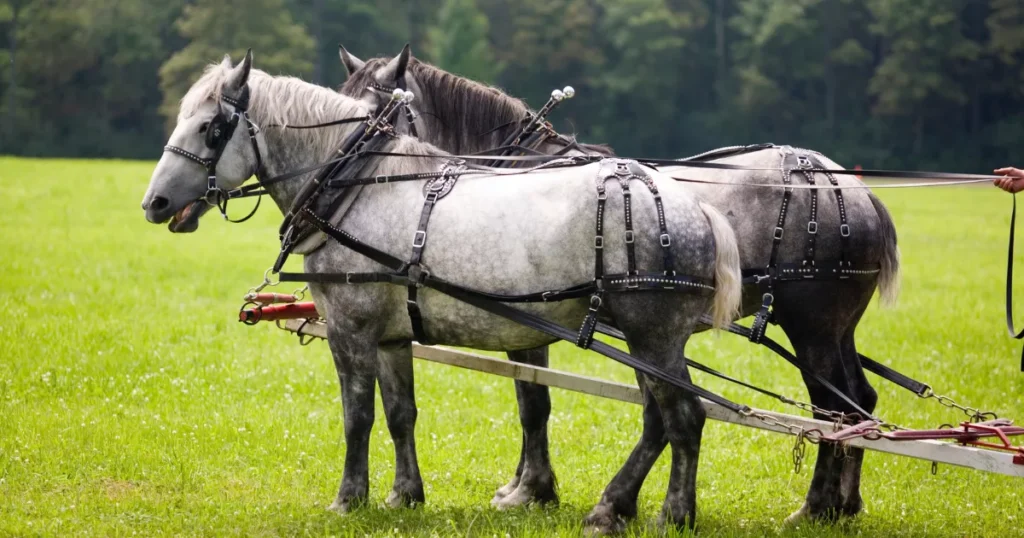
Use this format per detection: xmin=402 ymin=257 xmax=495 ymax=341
xmin=325 ymin=323 xmax=378 ymax=513
xmin=377 ymin=341 xmax=425 ymax=508
xmin=492 ymin=346 xmax=558 ymax=509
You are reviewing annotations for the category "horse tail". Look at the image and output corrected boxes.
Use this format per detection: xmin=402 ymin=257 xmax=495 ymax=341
xmin=699 ymin=201 xmax=742 ymax=329
xmin=868 ymin=191 xmax=901 ymax=307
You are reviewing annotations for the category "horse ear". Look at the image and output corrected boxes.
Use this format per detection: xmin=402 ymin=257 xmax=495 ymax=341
xmin=339 ymin=45 xmax=365 ymax=76
xmin=379 ymin=43 xmax=411 ymax=83
xmin=228 ymin=48 xmax=253 ymax=89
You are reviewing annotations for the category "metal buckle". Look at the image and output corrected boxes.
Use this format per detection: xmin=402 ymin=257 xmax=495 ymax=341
xmin=840 ymin=224 xmax=851 ymax=237
xmin=597 ymin=191 xmax=607 ymax=201
xmin=345 ymin=272 xmax=353 ymax=284
xmin=594 ymin=235 xmax=604 ymax=249
xmin=374 ymin=175 xmax=388 ymax=184
xmin=541 ymin=291 xmax=554 ymax=302
xmin=625 ymin=230 xmax=635 ymax=244
xmin=659 ymin=233 xmax=671 ymax=247
xmin=797 ymin=155 xmax=813 ymax=169
xmin=412 ymin=230 xmax=427 ymax=248
xmin=773 ymin=227 xmax=784 ymax=240
xmin=807 ymin=221 xmax=818 ymax=234
xmin=762 ymin=293 xmax=774 ymax=307
xmin=589 ymin=294 xmax=603 ymax=311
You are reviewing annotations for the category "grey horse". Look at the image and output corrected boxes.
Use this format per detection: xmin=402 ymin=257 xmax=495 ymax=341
xmin=141 ymin=52 xmax=742 ymax=533
xmin=340 ymin=46 xmax=901 ymax=529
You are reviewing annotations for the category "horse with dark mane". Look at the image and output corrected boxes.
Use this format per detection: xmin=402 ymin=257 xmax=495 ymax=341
xmin=340 ymin=45 xmax=900 ymax=532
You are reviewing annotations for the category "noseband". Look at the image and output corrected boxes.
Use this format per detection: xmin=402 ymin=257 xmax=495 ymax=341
xmin=162 ymin=86 xmax=266 ymax=223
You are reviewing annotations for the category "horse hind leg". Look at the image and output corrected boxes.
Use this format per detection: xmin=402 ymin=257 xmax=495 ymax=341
xmin=377 ymin=342 xmax=425 ymax=508
xmin=837 ymin=328 xmax=877 ymax=518
xmin=492 ymin=346 xmax=558 ymax=509
xmin=582 ymin=375 xmax=668 ymax=535
xmin=584 ymin=293 xmax=706 ymax=534
xmin=772 ymin=284 xmax=874 ymax=524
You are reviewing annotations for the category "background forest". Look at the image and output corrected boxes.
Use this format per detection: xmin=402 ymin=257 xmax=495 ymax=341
xmin=2 ymin=0 xmax=1024 ymax=170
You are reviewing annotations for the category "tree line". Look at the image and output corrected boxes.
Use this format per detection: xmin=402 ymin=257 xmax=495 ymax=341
xmin=2 ymin=0 xmax=1023 ymax=171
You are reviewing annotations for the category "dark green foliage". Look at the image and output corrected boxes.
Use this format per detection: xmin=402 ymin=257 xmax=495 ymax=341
xmin=1 ymin=0 xmax=1023 ymax=170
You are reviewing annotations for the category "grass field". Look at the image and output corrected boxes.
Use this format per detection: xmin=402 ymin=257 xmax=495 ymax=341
xmin=1 ymin=156 xmax=1022 ymax=537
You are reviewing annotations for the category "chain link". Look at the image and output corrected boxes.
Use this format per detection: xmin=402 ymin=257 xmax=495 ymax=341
xmin=918 ymin=386 xmax=998 ymax=423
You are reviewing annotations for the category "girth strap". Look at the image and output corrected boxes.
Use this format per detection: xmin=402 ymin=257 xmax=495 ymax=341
xmin=404 ymin=161 xmax=464 ymax=344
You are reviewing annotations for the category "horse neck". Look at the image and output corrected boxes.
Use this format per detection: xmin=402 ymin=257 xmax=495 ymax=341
xmin=253 ymin=116 xmax=363 ymax=215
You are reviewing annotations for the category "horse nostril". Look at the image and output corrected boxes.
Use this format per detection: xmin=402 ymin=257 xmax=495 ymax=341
xmin=150 ymin=195 xmax=170 ymax=212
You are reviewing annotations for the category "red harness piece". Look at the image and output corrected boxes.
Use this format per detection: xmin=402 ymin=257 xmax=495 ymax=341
xmin=239 ymin=301 xmax=319 ymax=324
xmin=824 ymin=419 xmax=1024 ymax=465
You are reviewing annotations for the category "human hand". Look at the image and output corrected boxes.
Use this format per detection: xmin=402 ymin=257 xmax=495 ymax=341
xmin=994 ymin=167 xmax=1024 ymax=193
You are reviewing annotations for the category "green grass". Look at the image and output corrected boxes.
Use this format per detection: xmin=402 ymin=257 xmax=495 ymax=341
xmin=1 ymin=156 xmax=1022 ymax=537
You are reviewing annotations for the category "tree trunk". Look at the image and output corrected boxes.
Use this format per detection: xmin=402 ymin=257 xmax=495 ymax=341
xmin=4 ymin=4 xmax=17 ymax=152
xmin=822 ymin=0 xmax=836 ymax=132
xmin=714 ymin=0 xmax=726 ymax=106
xmin=311 ymin=0 xmax=324 ymax=84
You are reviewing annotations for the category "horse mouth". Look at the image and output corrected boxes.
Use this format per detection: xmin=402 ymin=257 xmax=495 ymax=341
xmin=169 ymin=199 xmax=209 ymax=233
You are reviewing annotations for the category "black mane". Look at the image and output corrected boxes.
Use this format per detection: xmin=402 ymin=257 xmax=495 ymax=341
xmin=341 ymin=57 xmax=614 ymax=156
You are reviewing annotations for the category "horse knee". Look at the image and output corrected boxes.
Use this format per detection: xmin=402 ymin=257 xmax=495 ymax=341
xmin=857 ymin=381 xmax=878 ymax=414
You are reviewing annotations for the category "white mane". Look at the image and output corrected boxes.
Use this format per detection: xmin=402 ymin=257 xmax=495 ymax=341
xmin=178 ymin=62 xmax=372 ymax=155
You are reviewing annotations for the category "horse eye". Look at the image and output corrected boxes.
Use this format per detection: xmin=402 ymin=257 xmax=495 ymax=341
xmin=199 ymin=122 xmax=210 ymax=134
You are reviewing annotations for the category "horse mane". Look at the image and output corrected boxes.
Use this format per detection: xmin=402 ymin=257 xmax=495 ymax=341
xmin=180 ymin=61 xmax=372 ymax=156
xmin=341 ymin=57 xmax=615 ymax=156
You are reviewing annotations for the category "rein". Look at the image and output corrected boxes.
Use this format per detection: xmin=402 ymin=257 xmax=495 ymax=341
xmin=1006 ymin=194 xmax=1024 ymax=371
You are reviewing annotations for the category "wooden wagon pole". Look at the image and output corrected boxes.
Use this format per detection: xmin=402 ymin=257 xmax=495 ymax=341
xmin=281 ymin=319 xmax=1024 ymax=479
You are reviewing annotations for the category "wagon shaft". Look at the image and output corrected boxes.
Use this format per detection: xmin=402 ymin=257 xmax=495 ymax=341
xmin=275 ymin=318 xmax=1024 ymax=479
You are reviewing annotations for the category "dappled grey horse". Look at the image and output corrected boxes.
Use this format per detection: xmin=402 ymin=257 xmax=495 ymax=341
xmin=340 ymin=46 xmax=900 ymax=528
xmin=141 ymin=52 xmax=742 ymax=532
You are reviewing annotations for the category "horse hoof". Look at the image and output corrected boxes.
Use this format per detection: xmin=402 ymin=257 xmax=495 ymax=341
xmin=491 ymin=477 xmax=520 ymax=503
xmin=783 ymin=503 xmax=811 ymax=526
xmin=385 ymin=489 xmax=422 ymax=509
xmin=582 ymin=509 xmax=626 ymax=536
xmin=327 ymin=500 xmax=351 ymax=514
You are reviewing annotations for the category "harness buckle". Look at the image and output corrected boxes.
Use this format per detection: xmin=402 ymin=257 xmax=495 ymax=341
xmin=374 ymin=175 xmax=388 ymax=184
xmin=840 ymin=224 xmax=851 ymax=237
xmin=594 ymin=235 xmax=604 ymax=249
xmin=660 ymin=233 xmax=672 ymax=247
xmin=625 ymin=230 xmax=635 ymax=244
xmin=346 ymin=272 xmax=353 ymax=284
xmin=412 ymin=230 xmax=427 ymax=248
xmin=773 ymin=227 xmax=785 ymax=241
xmin=798 ymin=155 xmax=813 ymax=169
xmin=762 ymin=293 xmax=774 ymax=307
xmin=807 ymin=221 xmax=818 ymax=234
xmin=589 ymin=294 xmax=603 ymax=311
xmin=541 ymin=291 xmax=554 ymax=302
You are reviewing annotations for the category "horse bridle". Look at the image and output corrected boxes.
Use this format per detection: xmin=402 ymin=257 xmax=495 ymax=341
xmin=162 ymin=86 xmax=266 ymax=223
xmin=366 ymin=78 xmax=419 ymax=137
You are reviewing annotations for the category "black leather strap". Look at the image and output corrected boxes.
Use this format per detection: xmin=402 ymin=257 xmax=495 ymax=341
xmin=721 ymin=321 xmax=876 ymax=419
xmin=1006 ymin=194 xmax=1024 ymax=371
xmin=621 ymin=179 xmax=638 ymax=278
